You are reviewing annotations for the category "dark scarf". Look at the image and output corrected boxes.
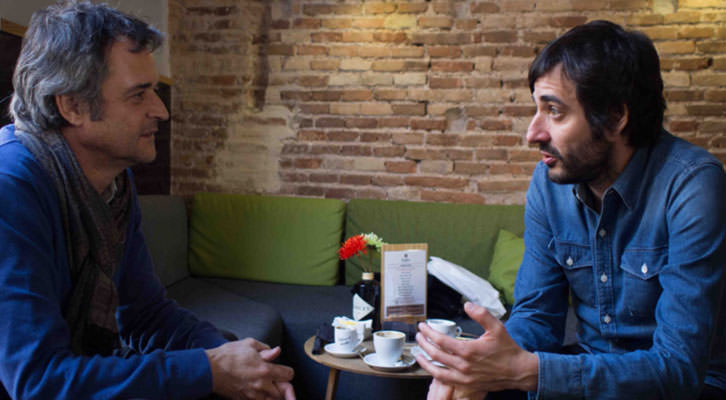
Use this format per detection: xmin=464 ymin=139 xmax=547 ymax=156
xmin=15 ymin=127 xmax=131 ymax=356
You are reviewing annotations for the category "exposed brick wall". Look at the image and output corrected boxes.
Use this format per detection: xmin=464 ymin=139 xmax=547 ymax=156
xmin=170 ymin=0 xmax=726 ymax=205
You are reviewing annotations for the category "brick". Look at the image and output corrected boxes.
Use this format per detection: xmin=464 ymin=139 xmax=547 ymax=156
xmin=549 ymin=16 xmax=588 ymax=28
xmin=324 ymin=188 xmax=355 ymax=199
xmin=397 ymin=3 xmax=429 ymax=13
xmin=429 ymin=46 xmax=463 ymax=58
xmin=392 ymin=47 xmax=426 ymax=58
xmin=412 ymin=119 xmax=447 ymax=131
xmin=374 ymin=146 xmax=406 ymax=157
xmin=372 ymin=175 xmax=404 ymax=186
xmin=380 ymin=117 xmax=411 ymax=128
xmin=465 ymin=77 xmax=500 ymax=88
xmin=665 ymin=89 xmax=704 ymax=102
xmin=454 ymin=161 xmax=488 ymax=175
xmin=494 ymin=135 xmax=523 ymax=146
xmin=329 ymin=46 xmax=358 ymax=57
xmin=384 ymin=14 xmax=417 ymax=29
xmin=365 ymin=2 xmax=396 ymax=14
xmin=668 ymin=120 xmax=699 ymax=133
xmin=419 ymin=17 xmax=454 ymax=29
xmin=481 ymin=119 xmax=514 ymax=131
xmin=298 ymin=130 xmax=326 ymax=141
xmin=360 ymin=103 xmax=393 ymax=115
xmin=294 ymin=158 xmax=323 ymax=169
xmin=489 ymin=163 xmax=530 ymax=175
xmin=309 ymin=173 xmax=339 ymax=183
xmin=361 ymin=73 xmax=394 ymax=86
xmin=340 ymin=58 xmax=373 ymax=71
xmin=460 ymin=135 xmax=494 ymax=147
xmin=322 ymin=18 xmax=352 ymax=29
xmin=353 ymin=157 xmax=386 ymax=171
xmin=481 ymin=30 xmax=517 ymax=43
xmin=385 ymin=160 xmax=417 ymax=173
xmin=625 ymin=14 xmax=664 ymax=26
xmin=316 ymin=117 xmax=345 ymax=128
xmin=664 ymin=11 xmax=702 ymax=24
xmin=330 ymin=103 xmax=361 ymax=115
xmin=328 ymin=73 xmax=362 ymax=86
xmin=310 ymin=144 xmax=341 ymax=155
xmin=271 ymin=20 xmax=289 ymax=30
xmin=640 ymin=27 xmax=678 ymax=41
xmin=187 ymin=6 xmax=239 ymax=16
xmin=297 ymin=76 xmax=329 ymax=87
xmin=509 ymin=149 xmax=540 ymax=162
xmin=443 ymin=149 xmax=474 ymax=160
xmin=411 ymin=33 xmax=473 ymax=45
xmin=500 ymin=0 xmax=535 ymax=11
xmin=373 ymin=31 xmax=409 ymax=43
xmin=341 ymin=145 xmax=372 ymax=156
xmin=353 ymin=18 xmax=386 ymax=29
xmin=295 ymin=186 xmax=325 ymax=196
xmin=502 ymin=105 xmax=536 ymax=117
xmin=465 ymin=106 xmax=499 ymax=117
xmin=296 ymin=45 xmax=328 ymax=56
xmin=394 ymin=73 xmax=427 ymax=86
xmin=405 ymin=148 xmax=446 ymax=160
xmin=311 ymin=59 xmax=340 ymax=71
xmin=430 ymin=77 xmax=462 ymax=89
xmin=701 ymin=121 xmax=726 ymax=133
xmin=705 ymin=90 xmax=726 ymax=102
xmin=471 ymin=2 xmax=500 ymax=13
xmin=361 ymin=133 xmax=392 ymax=143
xmin=311 ymin=91 xmax=342 ymax=101
xmin=477 ymin=180 xmax=530 ymax=192
xmin=421 ymin=191 xmax=486 ymax=204
xmin=374 ymin=90 xmax=408 ymax=101
xmin=456 ymin=19 xmax=479 ymax=30
xmin=523 ymin=31 xmax=557 ymax=44
xmin=392 ymin=103 xmax=427 ymax=116
xmin=431 ymin=61 xmax=474 ymax=72
xmin=342 ymin=90 xmax=373 ymax=101
xmin=714 ymin=57 xmax=726 ymax=70
xmin=661 ymin=57 xmax=712 ymax=71
xmin=697 ymin=41 xmax=726 ymax=53
xmin=476 ymin=149 xmax=508 ymax=161
xmin=500 ymin=45 xmax=536 ymax=57
xmin=686 ymin=105 xmax=726 ymax=116
xmin=426 ymin=133 xmax=460 ymax=146
xmin=420 ymin=160 xmax=453 ymax=174
xmin=693 ymin=73 xmax=726 ymax=86
xmin=346 ymin=118 xmax=378 ymax=128
xmin=463 ymin=46 xmax=497 ymax=57
xmin=281 ymin=172 xmax=308 ymax=182
xmin=662 ymin=71 xmax=691 ymax=87
xmin=405 ymin=176 xmax=468 ymax=189
xmin=679 ymin=26 xmax=714 ymax=39
xmin=294 ymin=18 xmax=321 ymax=29
xmin=327 ymin=131 xmax=359 ymax=141
xmin=282 ymin=143 xmax=309 ymax=154
xmin=311 ymin=32 xmax=343 ymax=42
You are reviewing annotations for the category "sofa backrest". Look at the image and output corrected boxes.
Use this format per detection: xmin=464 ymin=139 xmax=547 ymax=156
xmin=343 ymin=198 xmax=525 ymax=285
xmin=188 ymin=192 xmax=346 ymax=286
xmin=138 ymin=194 xmax=190 ymax=287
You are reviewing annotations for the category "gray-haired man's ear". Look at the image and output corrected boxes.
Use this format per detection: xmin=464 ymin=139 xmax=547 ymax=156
xmin=54 ymin=94 xmax=88 ymax=127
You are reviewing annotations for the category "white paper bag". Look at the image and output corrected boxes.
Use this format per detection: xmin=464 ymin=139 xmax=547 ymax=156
xmin=427 ymin=256 xmax=507 ymax=319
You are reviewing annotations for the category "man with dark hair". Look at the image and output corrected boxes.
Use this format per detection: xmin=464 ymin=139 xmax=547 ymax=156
xmin=0 ymin=2 xmax=294 ymax=399
xmin=416 ymin=20 xmax=726 ymax=400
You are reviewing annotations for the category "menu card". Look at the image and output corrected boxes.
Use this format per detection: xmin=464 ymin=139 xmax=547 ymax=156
xmin=380 ymin=243 xmax=428 ymax=324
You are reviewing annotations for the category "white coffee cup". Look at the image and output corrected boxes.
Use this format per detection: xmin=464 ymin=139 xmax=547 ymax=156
xmin=373 ymin=330 xmax=405 ymax=366
xmin=334 ymin=326 xmax=362 ymax=352
xmin=426 ymin=318 xmax=462 ymax=338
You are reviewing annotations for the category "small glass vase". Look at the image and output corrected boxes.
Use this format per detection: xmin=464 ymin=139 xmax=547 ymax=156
xmin=351 ymin=271 xmax=381 ymax=331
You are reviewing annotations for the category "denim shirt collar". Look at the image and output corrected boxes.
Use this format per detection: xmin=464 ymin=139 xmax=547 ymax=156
xmin=572 ymin=140 xmax=652 ymax=212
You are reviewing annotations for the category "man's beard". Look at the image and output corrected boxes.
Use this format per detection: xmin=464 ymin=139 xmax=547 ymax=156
xmin=542 ymin=134 xmax=613 ymax=185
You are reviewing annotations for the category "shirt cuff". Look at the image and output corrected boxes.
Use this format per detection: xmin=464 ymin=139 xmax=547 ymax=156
xmin=534 ymin=351 xmax=583 ymax=399
xmin=164 ymin=348 xmax=214 ymax=399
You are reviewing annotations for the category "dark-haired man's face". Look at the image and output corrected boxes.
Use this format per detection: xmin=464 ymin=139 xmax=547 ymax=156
xmin=526 ymin=65 xmax=613 ymax=187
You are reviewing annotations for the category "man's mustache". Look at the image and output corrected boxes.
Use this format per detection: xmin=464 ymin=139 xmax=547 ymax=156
xmin=539 ymin=143 xmax=562 ymax=160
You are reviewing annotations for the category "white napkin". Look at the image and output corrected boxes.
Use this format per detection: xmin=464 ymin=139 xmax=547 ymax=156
xmin=427 ymin=256 xmax=507 ymax=319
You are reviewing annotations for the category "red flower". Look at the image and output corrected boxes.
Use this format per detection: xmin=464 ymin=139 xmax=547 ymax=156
xmin=338 ymin=234 xmax=368 ymax=260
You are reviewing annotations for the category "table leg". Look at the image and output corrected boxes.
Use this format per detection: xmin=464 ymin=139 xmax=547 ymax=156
xmin=325 ymin=368 xmax=340 ymax=400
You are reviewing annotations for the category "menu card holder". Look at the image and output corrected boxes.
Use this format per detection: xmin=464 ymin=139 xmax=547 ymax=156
xmin=380 ymin=243 xmax=428 ymax=326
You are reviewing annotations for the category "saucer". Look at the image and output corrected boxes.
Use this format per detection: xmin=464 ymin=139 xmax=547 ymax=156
xmin=362 ymin=353 xmax=417 ymax=372
xmin=324 ymin=343 xmax=363 ymax=358
xmin=410 ymin=345 xmax=446 ymax=368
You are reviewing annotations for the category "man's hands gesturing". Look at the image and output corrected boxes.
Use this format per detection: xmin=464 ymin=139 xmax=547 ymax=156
xmin=415 ymin=302 xmax=538 ymax=399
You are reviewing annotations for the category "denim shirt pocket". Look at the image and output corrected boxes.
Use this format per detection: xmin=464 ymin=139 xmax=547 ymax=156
xmin=551 ymin=239 xmax=594 ymax=306
xmin=619 ymin=247 xmax=667 ymax=320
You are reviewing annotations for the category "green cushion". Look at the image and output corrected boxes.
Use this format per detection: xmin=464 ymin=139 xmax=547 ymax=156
xmin=344 ymin=199 xmax=524 ymax=285
xmin=488 ymin=229 xmax=524 ymax=306
xmin=189 ymin=193 xmax=345 ymax=286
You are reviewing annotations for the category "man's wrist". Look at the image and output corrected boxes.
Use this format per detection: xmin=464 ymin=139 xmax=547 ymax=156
xmin=514 ymin=350 xmax=539 ymax=392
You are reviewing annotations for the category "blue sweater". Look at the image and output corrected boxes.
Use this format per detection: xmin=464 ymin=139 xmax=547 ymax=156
xmin=0 ymin=125 xmax=227 ymax=399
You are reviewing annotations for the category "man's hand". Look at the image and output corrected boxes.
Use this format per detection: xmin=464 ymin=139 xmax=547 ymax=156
xmin=205 ymin=338 xmax=295 ymax=400
xmin=415 ymin=302 xmax=538 ymax=396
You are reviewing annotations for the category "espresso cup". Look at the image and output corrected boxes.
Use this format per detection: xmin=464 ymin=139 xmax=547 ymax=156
xmin=426 ymin=318 xmax=463 ymax=338
xmin=373 ymin=330 xmax=405 ymax=366
xmin=334 ymin=326 xmax=362 ymax=352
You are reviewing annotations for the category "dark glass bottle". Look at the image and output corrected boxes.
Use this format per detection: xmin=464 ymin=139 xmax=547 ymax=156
xmin=351 ymin=272 xmax=381 ymax=331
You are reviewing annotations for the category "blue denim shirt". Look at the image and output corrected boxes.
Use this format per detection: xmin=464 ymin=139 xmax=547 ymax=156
xmin=506 ymin=131 xmax=726 ymax=399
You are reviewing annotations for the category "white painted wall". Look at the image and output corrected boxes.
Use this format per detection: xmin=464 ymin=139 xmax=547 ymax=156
xmin=0 ymin=0 xmax=170 ymax=77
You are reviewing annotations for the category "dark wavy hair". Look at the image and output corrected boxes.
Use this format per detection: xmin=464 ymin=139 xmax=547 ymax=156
xmin=528 ymin=20 xmax=666 ymax=148
xmin=10 ymin=1 xmax=163 ymax=132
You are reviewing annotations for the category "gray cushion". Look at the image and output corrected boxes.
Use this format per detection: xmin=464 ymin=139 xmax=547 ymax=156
xmin=138 ymin=195 xmax=189 ymax=287
xmin=166 ymin=278 xmax=283 ymax=347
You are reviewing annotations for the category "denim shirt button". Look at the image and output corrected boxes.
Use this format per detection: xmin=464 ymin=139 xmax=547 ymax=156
xmin=600 ymin=273 xmax=608 ymax=283
xmin=603 ymin=314 xmax=612 ymax=324
xmin=566 ymin=257 xmax=574 ymax=266
xmin=598 ymin=228 xmax=606 ymax=238
xmin=641 ymin=263 xmax=648 ymax=274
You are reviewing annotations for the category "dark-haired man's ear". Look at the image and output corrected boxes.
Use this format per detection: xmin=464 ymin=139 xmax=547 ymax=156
xmin=605 ymin=106 xmax=629 ymax=141
xmin=55 ymin=94 xmax=88 ymax=126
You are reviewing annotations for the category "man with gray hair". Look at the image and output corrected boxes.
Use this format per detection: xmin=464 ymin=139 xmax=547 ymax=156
xmin=0 ymin=2 xmax=295 ymax=399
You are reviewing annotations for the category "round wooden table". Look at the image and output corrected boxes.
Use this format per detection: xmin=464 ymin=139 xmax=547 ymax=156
xmin=304 ymin=336 xmax=431 ymax=400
